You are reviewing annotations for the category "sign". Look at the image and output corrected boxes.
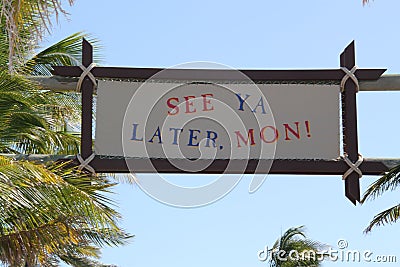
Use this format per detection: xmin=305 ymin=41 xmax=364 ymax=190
xmin=52 ymin=39 xmax=388 ymax=204
xmin=95 ymin=81 xmax=340 ymax=160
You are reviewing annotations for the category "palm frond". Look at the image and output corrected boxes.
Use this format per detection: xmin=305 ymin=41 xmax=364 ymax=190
xmin=0 ymin=0 xmax=75 ymax=71
xmin=0 ymin=156 xmax=133 ymax=266
xmin=361 ymin=165 xmax=400 ymax=203
xmin=22 ymin=32 xmax=102 ymax=76
xmin=0 ymin=69 xmax=81 ymax=154
xmin=364 ymin=204 xmax=400 ymax=233
xmin=57 ymin=243 xmax=118 ymax=267
xmin=269 ymin=226 xmax=327 ymax=267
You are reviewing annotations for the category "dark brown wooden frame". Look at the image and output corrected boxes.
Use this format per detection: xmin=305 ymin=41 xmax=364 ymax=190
xmin=52 ymin=39 xmax=387 ymax=204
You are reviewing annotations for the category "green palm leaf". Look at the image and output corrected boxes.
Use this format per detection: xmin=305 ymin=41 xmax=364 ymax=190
xmin=269 ymin=226 xmax=327 ymax=267
xmin=363 ymin=204 xmax=400 ymax=233
xmin=0 ymin=156 xmax=133 ymax=266
xmin=361 ymin=165 xmax=400 ymax=232
xmin=22 ymin=32 xmax=102 ymax=76
xmin=361 ymin=165 xmax=400 ymax=202
xmin=0 ymin=69 xmax=80 ymax=154
xmin=0 ymin=0 xmax=76 ymax=72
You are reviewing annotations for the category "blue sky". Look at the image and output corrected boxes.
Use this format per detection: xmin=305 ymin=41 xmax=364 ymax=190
xmin=43 ymin=0 xmax=400 ymax=266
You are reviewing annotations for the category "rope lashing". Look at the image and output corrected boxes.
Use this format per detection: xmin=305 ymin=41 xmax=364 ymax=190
xmin=340 ymin=66 xmax=359 ymax=92
xmin=42 ymin=52 xmax=97 ymax=92
xmin=76 ymin=63 xmax=97 ymax=92
xmin=77 ymin=153 xmax=96 ymax=175
xmin=341 ymin=153 xmax=363 ymax=180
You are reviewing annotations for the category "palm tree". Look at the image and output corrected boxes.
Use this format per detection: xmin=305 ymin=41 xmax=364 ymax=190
xmin=268 ymin=226 xmax=327 ymax=267
xmin=361 ymin=165 xmax=400 ymax=233
xmin=0 ymin=1 xmax=134 ymax=266
xmin=0 ymin=32 xmax=134 ymax=267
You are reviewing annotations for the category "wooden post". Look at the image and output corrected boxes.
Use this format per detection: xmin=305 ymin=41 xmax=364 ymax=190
xmin=80 ymin=39 xmax=94 ymax=159
xmin=340 ymin=41 xmax=360 ymax=205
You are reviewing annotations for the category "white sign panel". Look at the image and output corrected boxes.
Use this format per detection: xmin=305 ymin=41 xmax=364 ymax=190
xmin=94 ymin=80 xmax=340 ymax=160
